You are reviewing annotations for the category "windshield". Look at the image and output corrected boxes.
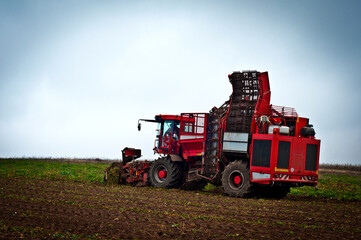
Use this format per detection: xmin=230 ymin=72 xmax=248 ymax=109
xmin=163 ymin=120 xmax=174 ymax=136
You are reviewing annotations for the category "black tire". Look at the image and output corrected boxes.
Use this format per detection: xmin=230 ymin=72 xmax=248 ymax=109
xmin=149 ymin=157 xmax=183 ymax=188
xmin=221 ymin=161 xmax=255 ymax=198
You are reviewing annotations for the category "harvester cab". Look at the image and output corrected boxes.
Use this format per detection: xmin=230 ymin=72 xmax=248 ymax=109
xmin=138 ymin=115 xmax=181 ymax=155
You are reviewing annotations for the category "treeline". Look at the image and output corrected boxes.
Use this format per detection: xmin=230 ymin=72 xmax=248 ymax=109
xmin=320 ymin=163 xmax=361 ymax=172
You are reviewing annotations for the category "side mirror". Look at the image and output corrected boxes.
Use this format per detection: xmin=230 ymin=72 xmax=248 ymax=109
xmin=138 ymin=122 xmax=141 ymax=131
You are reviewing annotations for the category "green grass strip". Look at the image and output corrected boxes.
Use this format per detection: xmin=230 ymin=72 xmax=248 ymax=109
xmin=0 ymin=159 xmax=110 ymax=183
xmin=290 ymin=174 xmax=361 ymax=201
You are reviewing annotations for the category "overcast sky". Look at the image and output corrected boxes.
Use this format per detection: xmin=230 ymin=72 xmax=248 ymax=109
xmin=0 ymin=0 xmax=360 ymax=164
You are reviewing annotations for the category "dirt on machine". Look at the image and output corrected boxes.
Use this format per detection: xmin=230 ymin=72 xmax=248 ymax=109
xmin=104 ymin=70 xmax=321 ymax=198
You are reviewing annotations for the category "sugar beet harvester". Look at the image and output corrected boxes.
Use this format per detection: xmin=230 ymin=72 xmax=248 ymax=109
xmin=105 ymin=71 xmax=321 ymax=198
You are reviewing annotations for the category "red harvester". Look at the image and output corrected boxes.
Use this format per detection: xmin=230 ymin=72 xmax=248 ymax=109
xmin=105 ymin=70 xmax=320 ymax=198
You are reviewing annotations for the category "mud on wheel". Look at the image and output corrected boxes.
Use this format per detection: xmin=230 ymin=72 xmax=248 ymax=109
xmin=149 ymin=157 xmax=183 ymax=188
xmin=222 ymin=161 xmax=255 ymax=198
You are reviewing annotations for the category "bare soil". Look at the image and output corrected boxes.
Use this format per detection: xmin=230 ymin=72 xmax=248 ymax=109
xmin=0 ymin=176 xmax=360 ymax=239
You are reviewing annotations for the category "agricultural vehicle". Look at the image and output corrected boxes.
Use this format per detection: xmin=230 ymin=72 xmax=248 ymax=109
xmin=105 ymin=70 xmax=320 ymax=198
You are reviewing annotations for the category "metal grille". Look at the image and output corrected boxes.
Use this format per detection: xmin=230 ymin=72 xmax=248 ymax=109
xmin=226 ymin=71 xmax=259 ymax=133
xmin=277 ymin=141 xmax=290 ymax=169
xmin=305 ymin=144 xmax=318 ymax=171
xmin=251 ymin=139 xmax=272 ymax=168
xmin=271 ymin=105 xmax=298 ymax=118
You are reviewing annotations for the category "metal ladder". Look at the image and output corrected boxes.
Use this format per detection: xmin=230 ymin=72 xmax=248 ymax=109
xmin=203 ymin=102 xmax=229 ymax=177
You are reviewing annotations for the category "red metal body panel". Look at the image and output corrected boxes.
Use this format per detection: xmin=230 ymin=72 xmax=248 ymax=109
xmin=179 ymin=113 xmax=207 ymax=159
xmin=251 ymin=72 xmax=271 ymax=134
xmin=155 ymin=114 xmax=181 ymax=120
xmin=250 ymin=132 xmax=320 ymax=186
xmin=121 ymin=147 xmax=141 ymax=164
xmin=295 ymin=117 xmax=309 ymax=137
xmin=255 ymin=72 xmax=271 ymax=117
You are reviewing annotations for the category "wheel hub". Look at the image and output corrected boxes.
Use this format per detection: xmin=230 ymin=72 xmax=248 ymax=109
xmin=228 ymin=170 xmax=244 ymax=190
xmin=234 ymin=175 xmax=242 ymax=185
xmin=158 ymin=170 xmax=167 ymax=179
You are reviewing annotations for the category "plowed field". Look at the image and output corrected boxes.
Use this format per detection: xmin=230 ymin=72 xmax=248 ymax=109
xmin=1 ymin=176 xmax=360 ymax=239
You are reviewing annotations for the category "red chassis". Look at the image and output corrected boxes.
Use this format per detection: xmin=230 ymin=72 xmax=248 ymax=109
xmin=150 ymin=112 xmax=320 ymax=187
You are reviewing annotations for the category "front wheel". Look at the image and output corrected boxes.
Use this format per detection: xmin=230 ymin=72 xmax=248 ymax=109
xmin=149 ymin=157 xmax=183 ymax=188
xmin=222 ymin=161 xmax=255 ymax=197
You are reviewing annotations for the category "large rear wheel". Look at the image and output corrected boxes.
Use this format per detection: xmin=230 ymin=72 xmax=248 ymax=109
xmin=222 ymin=161 xmax=255 ymax=197
xmin=149 ymin=157 xmax=183 ymax=188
